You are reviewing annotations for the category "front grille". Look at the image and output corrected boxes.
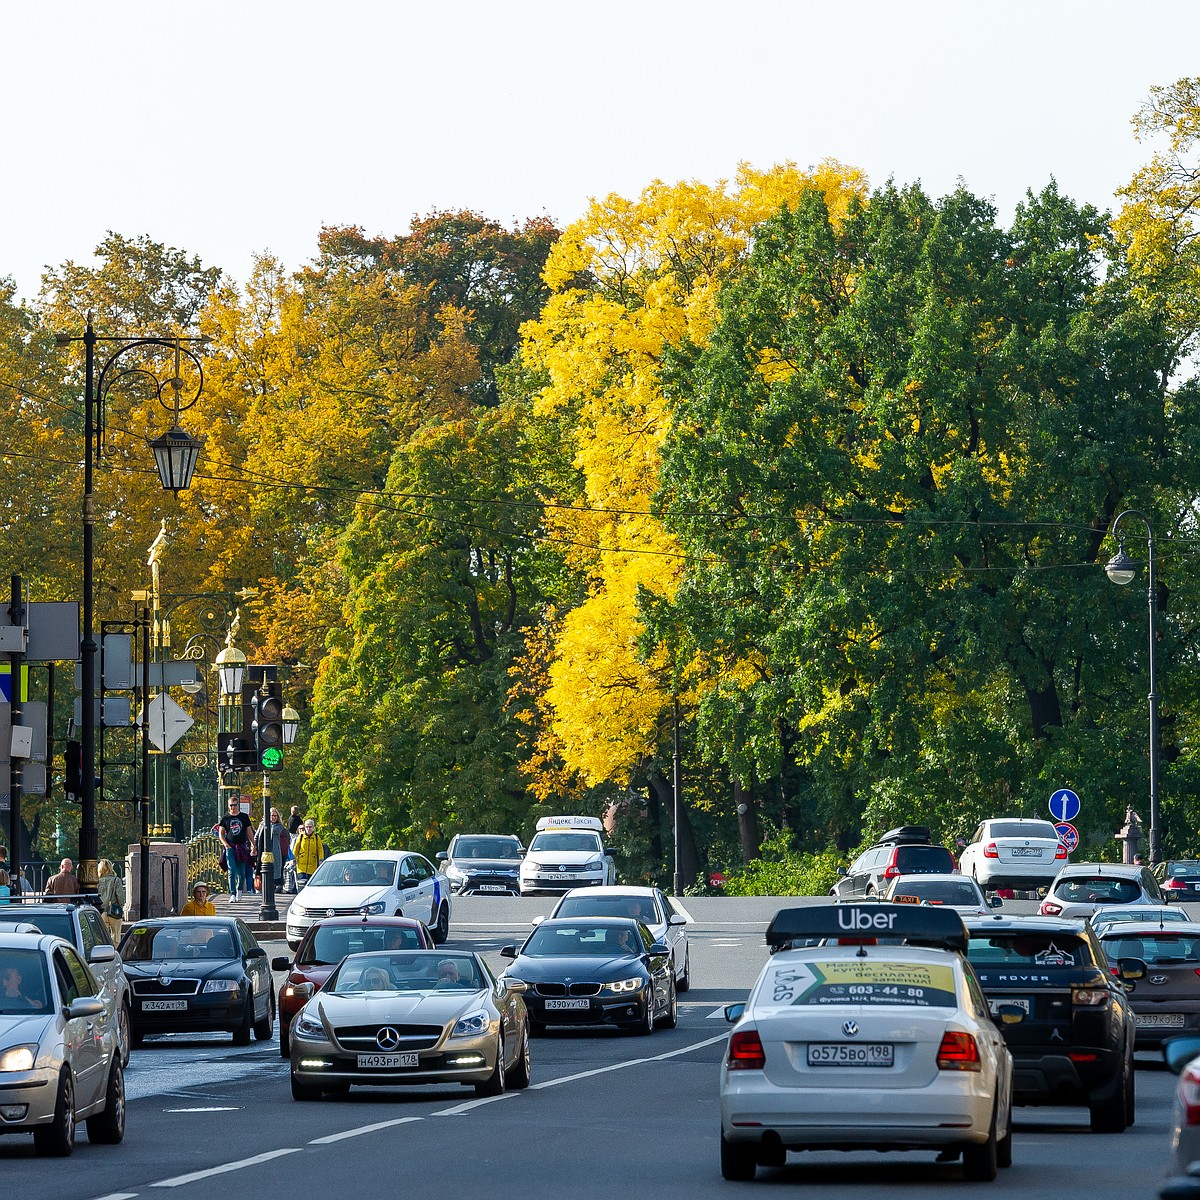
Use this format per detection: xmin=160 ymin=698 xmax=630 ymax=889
xmin=533 ymin=982 xmax=601 ymax=997
xmin=301 ymin=906 xmax=362 ymax=918
xmin=335 ymin=1023 xmax=443 ymax=1051
xmin=131 ymin=978 xmax=202 ymax=996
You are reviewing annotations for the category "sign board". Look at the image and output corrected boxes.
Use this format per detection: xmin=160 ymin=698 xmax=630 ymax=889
xmin=1048 ymin=788 xmax=1081 ymax=823
xmin=73 ymin=696 xmax=133 ymax=728
xmin=20 ymin=763 xmax=45 ymax=795
xmin=147 ymin=661 xmax=204 ymax=689
xmin=0 ymin=626 xmax=26 ymax=653
xmin=142 ymin=694 xmax=194 ymax=752
xmin=1054 ymin=821 xmax=1079 ymax=854
xmin=26 ymin=602 xmax=79 ymax=662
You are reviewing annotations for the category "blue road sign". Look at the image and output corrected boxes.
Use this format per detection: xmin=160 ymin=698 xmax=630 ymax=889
xmin=1049 ymin=788 xmax=1081 ymax=823
xmin=1054 ymin=822 xmax=1079 ymax=853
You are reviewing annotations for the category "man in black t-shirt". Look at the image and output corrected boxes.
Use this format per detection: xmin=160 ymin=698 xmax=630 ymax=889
xmin=218 ymin=799 xmax=254 ymax=902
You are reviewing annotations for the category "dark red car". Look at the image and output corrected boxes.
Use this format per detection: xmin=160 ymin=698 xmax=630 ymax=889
xmin=272 ymin=915 xmax=433 ymax=1054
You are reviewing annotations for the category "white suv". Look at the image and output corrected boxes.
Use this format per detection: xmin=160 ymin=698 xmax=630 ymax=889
xmin=959 ymin=818 xmax=1067 ymax=892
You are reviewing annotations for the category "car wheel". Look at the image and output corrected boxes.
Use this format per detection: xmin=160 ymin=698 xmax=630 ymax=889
xmin=961 ymin=1103 xmax=998 ymax=1181
xmin=475 ymin=1036 xmax=506 ymax=1096
xmin=507 ymin=1026 xmax=531 ymax=1089
xmin=254 ymin=990 xmax=274 ymax=1041
xmin=33 ymin=1071 xmax=75 ymax=1157
xmin=432 ymin=903 xmax=450 ymax=945
xmin=118 ymin=1001 xmax=132 ymax=1066
xmin=1090 ymin=1071 xmax=1129 ymax=1133
xmin=291 ymin=1071 xmax=322 ymax=1102
xmin=86 ymin=1062 xmax=125 ymax=1145
xmin=635 ymin=991 xmax=655 ymax=1036
xmin=866 ymin=886 xmax=877 ymax=898
xmin=720 ymin=1132 xmax=756 ymax=1182
xmin=677 ymin=948 xmax=690 ymax=993
xmin=279 ymin=1017 xmax=291 ymax=1059
xmin=232 ymin=999 xmax=253 ymax=1046
xmin=996 ymin=1103 xmax=1013 ymax=1169
xmin=660 ymin=979 xmax=678 ymax=1029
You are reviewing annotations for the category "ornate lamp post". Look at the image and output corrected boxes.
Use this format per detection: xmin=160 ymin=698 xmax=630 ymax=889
xmin=54 ymin=317 xmax=206 ymax=891
xmin=1105 ymin=509 xmax=1161 ymax=864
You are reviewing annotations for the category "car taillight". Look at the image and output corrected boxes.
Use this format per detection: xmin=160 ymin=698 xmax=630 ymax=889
xmin=937 ymin=1031 xmax=981 ymax=1071
xmin=1180 ymin=1064 xmax=1200 ymax=1125
xmin=882 ymin=852 xmax=901 ymax=880
xmin=1040 ymin=900 xmax=1063 ymax=915
xmin=1166 ymin=878 xmax=1186 ymax=890
xmin=983 ymin=842 xmax=999 ymax=859
xmin=1072 ymin=988 xmax=1107 ymax=1006
xmin=1055 ymin=843 xmax=1069 ymax=860
xmin=727 ymin=1030 xmax=766 ymax=1070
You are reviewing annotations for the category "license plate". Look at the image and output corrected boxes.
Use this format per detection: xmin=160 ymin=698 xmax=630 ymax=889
xmin=807 ymin=1042 xmax=894 ymax=1067
xmin=543 ymin=998 xmax=589 ymax=1010
xmin=1009 ymin=847 xmax=1043 ymax=857
xmin=1135 ymin=1013 xmax=1186 ymax=1028
xmin=478 ymin=884 xmax=507 ymax=892
xmin=989 ymin=997 xmax=1031 ymax=1015
xmin=141 ymin=999 xmax=187 ymax=1012
xmin=544 ymin=873 xmax=574 ymax=881
xmin=356 ymin=1052 xmax=419 ymax=1068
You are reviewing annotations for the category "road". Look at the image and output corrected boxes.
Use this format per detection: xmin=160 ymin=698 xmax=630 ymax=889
xmin=1 ymin=895 xmax=1183 ymax=1199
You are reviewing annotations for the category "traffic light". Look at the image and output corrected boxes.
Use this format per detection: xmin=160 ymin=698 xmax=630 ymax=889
xmin=64 ymin=740 xmax=82 ymax=801
xmin=254 ymin=681 xmax=285 ymax=772
xmin=217 ymin=682 xmax=259 ymax=772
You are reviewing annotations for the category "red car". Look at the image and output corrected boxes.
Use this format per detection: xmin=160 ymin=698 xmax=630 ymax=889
xmin=272 ymin=915 xmax=433 ymax=1055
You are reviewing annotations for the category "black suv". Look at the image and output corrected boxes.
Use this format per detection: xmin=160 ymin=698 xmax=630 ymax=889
xmin=964 ymin=914 xmax=1138 ymax=1132
xmin=831 ymin=826 xmax=957 ymax=899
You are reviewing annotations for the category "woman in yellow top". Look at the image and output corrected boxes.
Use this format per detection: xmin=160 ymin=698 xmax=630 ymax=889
xmin=180 ymin=882 xmax=216 ymax=917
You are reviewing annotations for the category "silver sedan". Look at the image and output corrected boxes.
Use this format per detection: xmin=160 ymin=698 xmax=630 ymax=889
xmin=0 ymin=931 xmax=125 ymax=1154
xmin=289 ymin=949 xmax=530 ymax=1099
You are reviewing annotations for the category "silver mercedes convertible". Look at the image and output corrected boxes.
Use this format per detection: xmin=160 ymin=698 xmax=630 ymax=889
xmin=288 ymin=948 xmax=531 ymax=1100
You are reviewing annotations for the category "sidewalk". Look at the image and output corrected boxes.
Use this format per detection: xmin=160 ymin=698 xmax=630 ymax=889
xmin=217 ymin=886 xmax=296 ymax=938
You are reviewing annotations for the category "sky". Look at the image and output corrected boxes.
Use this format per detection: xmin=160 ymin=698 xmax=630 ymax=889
xmin=2 ymin=0 xmax=1199 ymax=301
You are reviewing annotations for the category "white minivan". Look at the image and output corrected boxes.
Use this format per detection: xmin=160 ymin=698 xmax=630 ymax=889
xmin=519 ymin=816 xmax=616 ymax=895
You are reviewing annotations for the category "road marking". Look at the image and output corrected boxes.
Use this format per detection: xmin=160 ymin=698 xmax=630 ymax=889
xmin=528 ymin=1033 xmax=726 ymax=1089
xmin=309 ymin=1115 xmax=423 ymax=1144
xmin=152 ymin=1148 xmax=302 ymax=1187
xmin=90 ymin=1193 xmax=139 ymax=1200
xmin=433 ymin=1092 xmax=520 ymax=1116
xmin=707 ymin=1007 xmax=731 ymax=1019
xmin=163 ymin=1106 xmax=242 ymax=1113
xmin=669 ymin=899 xmax=695 ymax=922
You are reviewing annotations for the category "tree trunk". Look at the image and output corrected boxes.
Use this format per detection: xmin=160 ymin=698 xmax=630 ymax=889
xmin=734 ymin=777 xmax=761 ymax=864
xmin=650 ymin=770 xmax=702 ymax=889
xmin=643 ymin=781 xmax=664 ymax=867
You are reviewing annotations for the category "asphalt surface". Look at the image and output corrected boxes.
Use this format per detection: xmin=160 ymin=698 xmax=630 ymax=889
xmin=2 ymin=894 xmax=1190 ymax=1199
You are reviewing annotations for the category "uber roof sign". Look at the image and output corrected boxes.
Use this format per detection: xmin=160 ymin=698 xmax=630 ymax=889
xmin=766 ymin=903 xmax=969 ymax=954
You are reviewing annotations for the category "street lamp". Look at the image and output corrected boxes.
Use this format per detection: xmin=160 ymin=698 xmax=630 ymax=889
xmin=282 ymin=706 xmax=300 ymax=746
xmin=1105 ymin=509 xmax=1161 ymax=864
xmin=54 ymin=316 xmax=206 ymax=892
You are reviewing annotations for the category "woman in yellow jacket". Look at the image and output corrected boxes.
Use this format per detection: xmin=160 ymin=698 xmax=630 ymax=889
xmin=180 ymin=882 xmax=216 ymax=916
xmin=292 ymin=820 xmax=328 ymax=887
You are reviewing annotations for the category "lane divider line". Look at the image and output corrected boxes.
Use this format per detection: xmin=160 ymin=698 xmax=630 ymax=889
xmin=432 ymin=1092 xmax=520 ymax=1116
xmin=152 ymin=1148 xmax=302 ymax=1188
xmin=527 ymin=1033 xmax=726 ymax=1089
xmin=90 ymin=1193 xmax=140 ymax=1200
xmin=309 ymin=1115 xmax=423 ymax=1144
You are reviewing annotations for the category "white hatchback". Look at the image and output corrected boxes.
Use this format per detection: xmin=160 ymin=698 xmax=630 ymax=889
xmin=959 ymin=818 xmax=1067 ymax=892
xmin=1040 ymin=862 xmax=1168 ymax=920
xmin=720 ymin=904 xmax=1014 ymax=1182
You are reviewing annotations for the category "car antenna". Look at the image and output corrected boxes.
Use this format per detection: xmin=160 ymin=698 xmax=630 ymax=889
xmin=856 ymin=943 xmax=869 ymax=958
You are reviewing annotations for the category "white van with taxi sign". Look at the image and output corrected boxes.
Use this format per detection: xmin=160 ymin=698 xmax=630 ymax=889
xmin=520 ymin=815 xmax=616 ymax=895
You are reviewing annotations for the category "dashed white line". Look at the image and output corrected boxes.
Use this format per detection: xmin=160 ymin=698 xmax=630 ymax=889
xmin=528 ymin=1033 xmax=726 ymax=1088
xmin=151 ymin=1148 xmax=302 ymax=1187
xmin=432 ymin=1092 xmax=520 ymax=1116
xmin=90 ymin=1193 xmax=140 ymax=1200
xmin=308 ymin=1115 xmax=423 ymax=1144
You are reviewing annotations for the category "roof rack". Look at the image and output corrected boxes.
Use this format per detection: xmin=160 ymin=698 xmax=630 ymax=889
xmin=766 ymin=903 xmax=968 ymax=954
xmin=876 ymin=826 xmax=932 ymax=845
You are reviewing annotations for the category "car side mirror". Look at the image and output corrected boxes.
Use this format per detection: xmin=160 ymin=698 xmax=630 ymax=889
xmin=668 ymin=913 xmax=688 ymax=926
xmin=89 ymin=944 xmax=117 ymax=964
xmin=1119 ymin=956 xmax=1147 ymax=981
xmin=837 ymin=867 xmax=848 ymax=877
xmin=436 ymin=852 xmax=447 ymax=861
xmin=68 ymin=997 xmax=104 ymax=1020
xmin=530 ymin=915 xmax=544 ymax=927
xmin=993 ymin=1004 xmax=1025 ymax=1026
xmin=506 ymin=979 xmax=529 ymax=994
xmin=990 ymin=897 xmax=1003 ymax=908
xmin=1164 ymin=1035 xmax=1200 ymax=1074
xmin=724 ymin=1003 xmax=745 ymax=1023
xmin=649 ymin=942 xmax=670 ymax=956
xmin=1165 ymin=891 xmax=1180 ymax=903
xmin=245 ymin=947 xmax=267 ymax=960
xmin=271 ymin=956 xmax=292 ymax=971
xmin=500 ymin=945 xmax=517 ymax=959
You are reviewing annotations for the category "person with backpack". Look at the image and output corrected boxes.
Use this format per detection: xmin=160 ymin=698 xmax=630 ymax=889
xmin=292 ymin=819 xmax=328 ymax=888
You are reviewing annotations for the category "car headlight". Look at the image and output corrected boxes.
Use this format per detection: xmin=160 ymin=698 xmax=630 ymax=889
xmin=0 ymin=1045 xmax=36 ymax=1072
xmin=283 ymin=981 xmax=314 ymax=1000
xmin=602 ymin=977 xmax=644 ymax=993
xmin=446 ymin=866 xmax=465 ymax=880
xmin=295 ymin=1014 xmax=325 ymax=1040
xmin=586 ymin=857 xmax=605 ymax=872
xmin=291 ymin=906 xmax=308 ymax=919
xmin=202 ymin=979 xmax=240 ymax=993
xmin=450 ymin=1011 xmax=491 ymax=1039
xmin=360 ymin=902 xmax=387 ymax=915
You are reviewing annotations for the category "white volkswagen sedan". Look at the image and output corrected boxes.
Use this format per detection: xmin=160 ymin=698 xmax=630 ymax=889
xmin=286 ymin=852 xmax=452 ymax=950
xmin=720 ymin=904 xmax=1014 ymax=1182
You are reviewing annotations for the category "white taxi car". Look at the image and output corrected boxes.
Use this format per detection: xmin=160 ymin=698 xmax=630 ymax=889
xmin=518 ymin=816 xmax=616 ymax=896
xmin=720 ymin=904 xmax=1014 ymax=1182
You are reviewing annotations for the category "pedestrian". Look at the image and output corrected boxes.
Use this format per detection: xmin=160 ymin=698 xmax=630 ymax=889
xmin=292 ymin=819 xmax=328 ymax=889
xmin=180 ymin=881 xmax=216 ymax=917
xmin=12 ymin=867 xmax=31 ymax=896
xmin=96 ymin=859 xmax=126 ymax=943
xmin=218 ymin=798 xmax=255 ymax=902
xmin=287 ymin=806 xmax=303 ymax=836
xmin=255 ymin=807 xmax=290 ymax=894
xmin=45 ymin=857 xmax=80 ymax=897
xmin=1133 ymin=853 xmax=1146 ymax=866
xmin=0 ymin=870 xmax=11 ymax=905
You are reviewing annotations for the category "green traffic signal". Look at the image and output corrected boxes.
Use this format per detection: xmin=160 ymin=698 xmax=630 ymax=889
xmin=260 ymin=745 xmax=284 ymax=771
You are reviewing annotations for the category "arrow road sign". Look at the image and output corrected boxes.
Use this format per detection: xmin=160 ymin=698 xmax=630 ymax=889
xmin=1054 ymin=822 xmax=1079 ymax=854
xmin=1048 ymin=788 xmax=1081 ymax=823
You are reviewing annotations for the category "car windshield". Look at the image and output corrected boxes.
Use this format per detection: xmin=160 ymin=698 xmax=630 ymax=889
xmin=967 ymin=932 xmax=1093 ymax=969
xmin=120 ymin=923 xmax=240 ymax=961
xmin=300 ymin=924 xmax=426 ymax=966
xmin=307 ymin=859 xmax=397 ymax=888
xmin=988 ymin=821 xmax=1059 ymax=840
xmin=890 ymin=880 xmax=983 ymax=906
xmin=0 ymin=912 xmax=73 ymax=941
xmin=1055 ymin=877 xmax=1142 ymax=904
xmin=328 ymin=953 xmax=482 ymax=994
xmin=0 ymin=949 xmax=52 ymax=1013
xmin=1102 ymin=932 xmax=1200 ymax=964
xmin=523 ymin=922 xmax=640 ymax=957
xmin=529 ymin=832 xmax=602 ymax=854
xmin=555 ymin=895 xmax=660 ymax=923
xmin=452 ymin=838 xmax=520 ymax=860
xmin=1167 ymin=862 xmax=1200 ymax=877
